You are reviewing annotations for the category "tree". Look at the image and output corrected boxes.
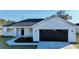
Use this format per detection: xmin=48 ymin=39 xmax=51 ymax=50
xmin=7 ymin=20 xmax=15 ymax=24
xmin=0 ymin=19 xmax=7 ymax=26
xmin=0 ymin=19 xmax=15 ymax=26
xmin=56 ymin=10 xmax=72 ymax=20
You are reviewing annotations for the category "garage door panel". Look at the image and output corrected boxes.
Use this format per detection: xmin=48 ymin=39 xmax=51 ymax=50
xmin=40 ymin=29 xmax=68 ymax=42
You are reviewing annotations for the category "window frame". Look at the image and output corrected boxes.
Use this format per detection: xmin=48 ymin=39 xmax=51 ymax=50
xmin=7 ymin=28 xmax=13 ymax=33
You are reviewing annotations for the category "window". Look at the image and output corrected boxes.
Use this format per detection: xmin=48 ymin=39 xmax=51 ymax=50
xmin=29 ymin=29 xmax=32 ymax=32
xmin=26 ymin=28 xmax=32 ymax=32
xmin=7 ymin=28 xmax=13 ymax=32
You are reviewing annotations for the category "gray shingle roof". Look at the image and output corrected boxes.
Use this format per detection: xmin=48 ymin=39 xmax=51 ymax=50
xmin=3 ymin=18 xmax=44 ymax=27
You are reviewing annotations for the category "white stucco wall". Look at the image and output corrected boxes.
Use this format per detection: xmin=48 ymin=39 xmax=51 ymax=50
xmin=33 ymin=17 xmax=76 ymax=42
xmin=3 ymin=27 xmax=16 ymax=36
xmin=3 ymin=26 xmax=33 ymax=37
xmin=25 ymin=29 xmax=33 ymax=37
xmin=16 ymin=28 xmax=32 ymax=37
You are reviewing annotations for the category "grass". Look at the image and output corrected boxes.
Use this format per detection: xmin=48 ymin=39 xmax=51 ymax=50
xmin=0 ymin=36 xmax=37 ymax=49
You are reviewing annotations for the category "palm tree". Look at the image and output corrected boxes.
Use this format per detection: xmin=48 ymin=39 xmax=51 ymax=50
xmin=56 ymin=10 xmax=72 ymax=20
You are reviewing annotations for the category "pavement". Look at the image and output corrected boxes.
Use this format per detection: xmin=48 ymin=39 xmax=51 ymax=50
xmin=0 ymin=43 xmax=4 ymax=48
xmin=37 ymin=42 xmax=76 ymax=49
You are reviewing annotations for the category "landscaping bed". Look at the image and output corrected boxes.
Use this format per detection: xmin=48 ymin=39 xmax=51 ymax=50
xmin=0 ymin=36 xmax=37 ymax=49
xmin=14 ymin=37 xmax=38 ymax=43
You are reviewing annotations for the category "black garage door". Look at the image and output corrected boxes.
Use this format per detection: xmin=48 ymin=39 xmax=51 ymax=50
xmin=40 ymin=29 xmax=68 ymax=42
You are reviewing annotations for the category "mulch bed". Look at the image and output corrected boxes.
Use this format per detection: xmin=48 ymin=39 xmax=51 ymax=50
xmin=15 ymin=37 xmax=38 ymax=43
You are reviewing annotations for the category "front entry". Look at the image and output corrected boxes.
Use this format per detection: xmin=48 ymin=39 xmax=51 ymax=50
xmin=21 ymin=28 xmax=24 ymax=36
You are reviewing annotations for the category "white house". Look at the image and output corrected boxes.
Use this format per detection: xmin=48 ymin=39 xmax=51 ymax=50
xmin=3 ymin=15 xmax=76 ymax=43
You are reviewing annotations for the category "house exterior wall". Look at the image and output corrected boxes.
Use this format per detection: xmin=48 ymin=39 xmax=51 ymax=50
xmin=33 ymin=17 xmax=76 ymax=42
xmin=24 ymin=28 xmax=32 ymax=37
xmin=3 ymin=26 xmax=33 ymax=37
xmin=3 ymin=27 xmax=16 ymax=36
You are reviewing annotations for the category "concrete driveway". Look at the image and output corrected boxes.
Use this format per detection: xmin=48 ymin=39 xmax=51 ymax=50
xmin=37 ymin=42 xmax=76 ymax=49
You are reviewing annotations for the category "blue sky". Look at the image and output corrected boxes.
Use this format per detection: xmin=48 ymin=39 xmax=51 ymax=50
xmin=0 ymin=10 xmax=79 ymax=23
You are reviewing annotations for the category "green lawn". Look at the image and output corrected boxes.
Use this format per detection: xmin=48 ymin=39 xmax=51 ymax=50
xmin=0 ymin=36 xmax=37 ymax=49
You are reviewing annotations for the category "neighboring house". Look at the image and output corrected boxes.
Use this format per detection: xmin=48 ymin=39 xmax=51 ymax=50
xmin=75 ymin=23 xmax=79 ymax=33
xmin=3 ymin=15 xmax=76 ymax=42
xmin=0 ymin=26 xmax=3 ymax=35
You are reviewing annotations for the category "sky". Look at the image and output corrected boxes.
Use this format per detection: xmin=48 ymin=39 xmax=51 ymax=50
xmin=0 ymin=10 xmax=79 ymax=23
